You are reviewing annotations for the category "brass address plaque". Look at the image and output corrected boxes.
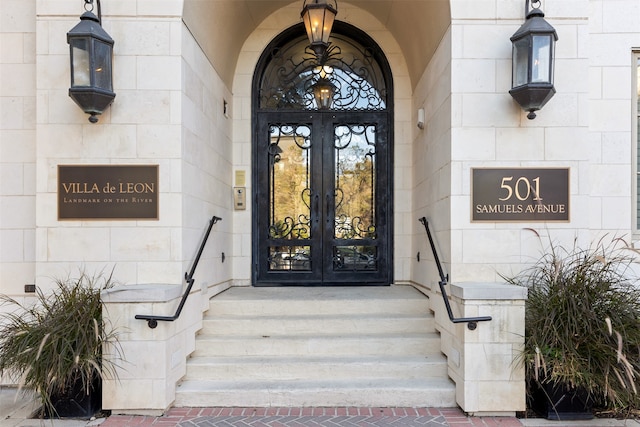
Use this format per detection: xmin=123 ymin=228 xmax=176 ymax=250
xmin=58 ymin=165 xmax=159 ymax=220
xmin=472 ymin=168 xmax=569 ymax=222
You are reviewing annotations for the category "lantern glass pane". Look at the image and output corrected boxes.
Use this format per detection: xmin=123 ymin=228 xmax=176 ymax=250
xmin=71 ymin=38 xmax=90 ymax=87
xmin=532 ymin=35 xmax=551 ymax=83
xmin=302 ymin=11 xmax=314 ymax=44
xmin=512 ymin=38 xmax=529 ymax=87
xmin=320 ymin=10 xmax=335 ymax=44
xmin=94 ymin=40 xmax=113 ymax=91
xmin=313 ymin=81 xmax=334 ymax=109
xmin=308 ymin=8 xmax=325 ymax=43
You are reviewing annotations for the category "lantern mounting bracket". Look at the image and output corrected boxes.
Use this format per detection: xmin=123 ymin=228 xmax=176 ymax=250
xmin=84 ymin=0 xmax=102 ymax=25
xmin=526 ymin=0 xmax=542 ymax=13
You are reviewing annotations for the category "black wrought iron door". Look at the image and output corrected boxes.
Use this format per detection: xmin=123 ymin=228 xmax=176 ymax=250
xmin=252 ymin=22 xmax=393 ymax=286
xmin=255 ymin=111 xmax=390 ymax=285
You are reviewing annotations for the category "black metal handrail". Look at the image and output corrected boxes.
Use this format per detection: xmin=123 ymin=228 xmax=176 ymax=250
xmin=135 ymin=215 xmax=222 ymax=329
xmin=418 ymin=217 xmax=491 ymax=330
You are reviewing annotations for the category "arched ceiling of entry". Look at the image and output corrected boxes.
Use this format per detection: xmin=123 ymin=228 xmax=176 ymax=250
xmin=182 ymin=0 xmax=451 ymax=91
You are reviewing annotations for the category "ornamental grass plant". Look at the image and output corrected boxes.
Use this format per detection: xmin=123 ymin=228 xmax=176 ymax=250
xmin=0 ymin=270 xmax=122 ymax=418
xmin=504 ymin=233 xmax=640 ymax=415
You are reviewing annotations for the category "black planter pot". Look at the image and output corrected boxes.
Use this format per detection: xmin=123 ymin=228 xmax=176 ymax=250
xmin=48 ymin=374 xmax=102 ymax=419
xmin=530 ymin=381 xmax=593 ymax=420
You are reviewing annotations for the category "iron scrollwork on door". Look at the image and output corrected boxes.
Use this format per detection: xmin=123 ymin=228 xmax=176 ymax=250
xmin=333 ymin=124 xmax=376 ymax=240
xmin=266 ymin=124 xmax=313 ymax=272
xmin=254 ymin=22 xmax=393 ymax=285
xmin=259 ymin=33 xmax=387 ymax=111
xmin=332 ymin=124 xmax=378 ymax=272
xmin=268 ymin=124 xmax=312 ymax=240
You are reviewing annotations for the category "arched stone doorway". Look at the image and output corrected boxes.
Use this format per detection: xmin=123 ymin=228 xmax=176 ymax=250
xmin=251 ymin=22 xmax=394 ymax=286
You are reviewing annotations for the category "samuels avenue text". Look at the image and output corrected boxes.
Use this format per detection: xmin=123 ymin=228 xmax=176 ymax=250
xmin=475 ymin=203 xmax=566 ymax=215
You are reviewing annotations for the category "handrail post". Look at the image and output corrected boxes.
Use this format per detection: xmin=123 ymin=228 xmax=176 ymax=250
xmin=418 ymin=217 xmax=491 ymax=330
xmin=135 ymin=215 xmax=222 ymax=328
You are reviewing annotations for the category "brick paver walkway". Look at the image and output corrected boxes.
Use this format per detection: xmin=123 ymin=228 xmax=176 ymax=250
xmin=100 ymin=407 xmax=524 ymax=427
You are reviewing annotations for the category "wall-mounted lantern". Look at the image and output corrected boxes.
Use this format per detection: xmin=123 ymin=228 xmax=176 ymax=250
xmin=509 ymin=0 xmax=558 ymax=120
xmin=301 ymin=0 xmax=338 ymax=59
xmin=67 ymin=0 xmax=115 ymax=123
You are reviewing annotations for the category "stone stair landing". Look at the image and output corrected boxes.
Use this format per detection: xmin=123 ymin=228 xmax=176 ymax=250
xmin=174 ymin=285 xmax=456 ymax=407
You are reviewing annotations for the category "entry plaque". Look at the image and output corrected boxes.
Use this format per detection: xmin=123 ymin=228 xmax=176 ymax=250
xmin=58 ymin=165 xmax=158 ymax=220
xmin=472 ymin=168 xmax=569 ymax=222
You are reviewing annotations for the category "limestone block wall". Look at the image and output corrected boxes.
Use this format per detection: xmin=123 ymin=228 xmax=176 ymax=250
xmin=0 ymin=0 xmax=37 ymax=296
xmin=0 ymin=0 xmax=234 ymax=389
xmin=25 ymin=0 xmax=234 ymax=292
xmin=447 ymin=2 xmax=590 ymax=283
xmin=32 ymin=0 xmax=185 ymax=287
xmin=412 ymin=27 xmax=453 ymax=289
xmin=588 ymin=0 xmax=640 ymax=236
xmin=443 ymin=0 xmax=638 ymax=282
xmin=180 ymin=24 xmax=233 ymax=295
xmin=411 ymin=0 xmax=603 ymax=287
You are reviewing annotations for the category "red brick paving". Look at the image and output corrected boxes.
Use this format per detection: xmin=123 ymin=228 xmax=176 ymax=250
xmin=99 ymin=407 xmax=523 ymax=427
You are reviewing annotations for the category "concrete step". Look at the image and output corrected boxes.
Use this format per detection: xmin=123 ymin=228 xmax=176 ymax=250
xmin=191 ymin=332 xmax=441 ymax=357
xmin=177 ymin=285 xmax=452 ymax=408
xmin=174 ymin=378 xmax=457 ymax=408
xmin=207 ymin=286 xmax=429 ymax=316
xmin=201 ymin=313 xmax=435 ymax=336
xmin=183 ymin=355 xmax=450 ymax=381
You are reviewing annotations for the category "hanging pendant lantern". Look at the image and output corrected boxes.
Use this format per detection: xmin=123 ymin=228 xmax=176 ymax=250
xmin=301 ymin=0 xmax=338 ymax=59
xmin=312 ymin=78 xmax=335 ymax=109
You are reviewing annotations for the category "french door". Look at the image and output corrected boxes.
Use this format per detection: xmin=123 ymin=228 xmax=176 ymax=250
xmin=254 ymin=110 xmax=391 ymax=286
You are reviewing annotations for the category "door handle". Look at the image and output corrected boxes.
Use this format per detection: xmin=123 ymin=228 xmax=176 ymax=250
xmin=326 ymin=193 xmax=331 ymax=223
xmin=314 ymin=194 xmax=319 ymax=223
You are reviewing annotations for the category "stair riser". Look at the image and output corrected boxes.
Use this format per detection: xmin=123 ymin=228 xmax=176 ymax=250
xmin=201 ymin=317 xmax=435 ymax=336
xmin=208 ymin=300 xmax=429 ymax=317
xmin=184 ymin=362 xmax=449 ymax=381
xmin=174 ymin=388 xmax=456 ymax=408
xmin=192 ymin=336 xmax=440 ymax=357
